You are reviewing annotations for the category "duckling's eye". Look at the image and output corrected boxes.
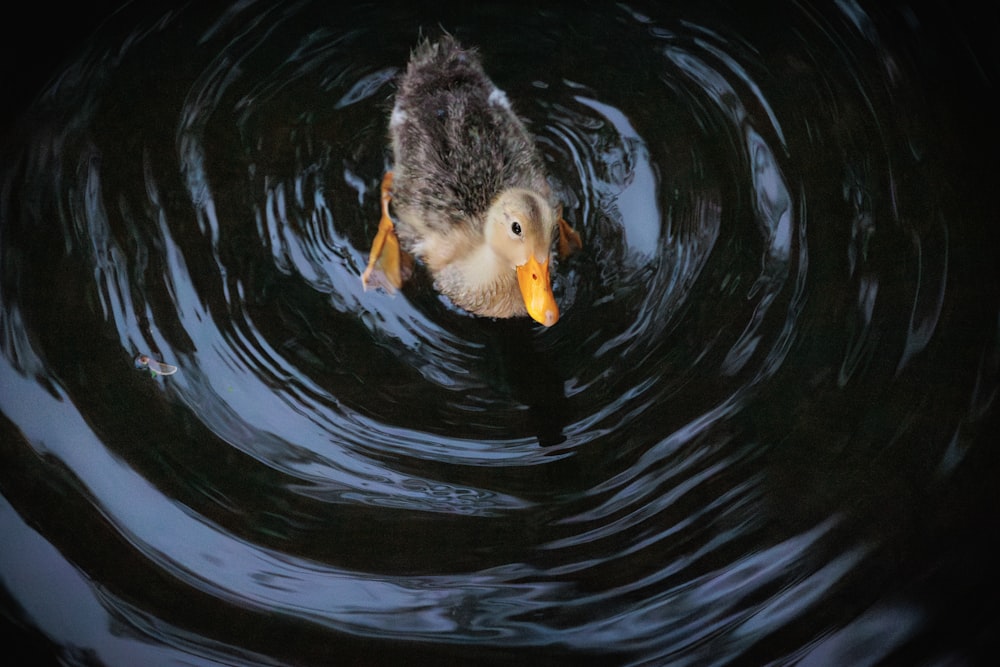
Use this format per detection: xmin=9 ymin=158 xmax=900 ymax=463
xmin=511 ymin=221 xmax=522 ymax=236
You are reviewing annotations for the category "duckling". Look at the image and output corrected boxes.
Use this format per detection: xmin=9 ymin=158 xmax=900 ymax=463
xmin=361 ymin=36 xmax=581 ymax=326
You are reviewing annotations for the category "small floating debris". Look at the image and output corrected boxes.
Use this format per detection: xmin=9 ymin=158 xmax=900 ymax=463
xmin=135 ymin=354 xmax=178 ymax=377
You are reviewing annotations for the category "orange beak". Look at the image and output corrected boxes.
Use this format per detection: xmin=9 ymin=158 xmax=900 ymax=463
xmin=516 ymin=255 xmax=559 ymax=326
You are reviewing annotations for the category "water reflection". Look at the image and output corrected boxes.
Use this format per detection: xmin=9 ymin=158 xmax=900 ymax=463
xmin=2 ymin=1 xmax=997 ymax=665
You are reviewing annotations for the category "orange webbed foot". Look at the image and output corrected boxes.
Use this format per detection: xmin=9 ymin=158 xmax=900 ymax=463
xmin=362 ymin=172 xmax=412 ymax=291
xmin=557 ymin=217 xmax=583 ymax=259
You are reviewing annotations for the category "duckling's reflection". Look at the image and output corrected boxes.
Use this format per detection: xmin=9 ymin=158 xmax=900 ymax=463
xmin=473 ymin=318 xmax=570 ymax=447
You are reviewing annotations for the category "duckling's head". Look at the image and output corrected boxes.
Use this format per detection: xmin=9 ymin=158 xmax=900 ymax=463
xmin=485 ymin=189 xmax=560 ymax=327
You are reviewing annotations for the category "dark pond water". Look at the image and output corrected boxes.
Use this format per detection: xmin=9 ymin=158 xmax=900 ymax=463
xmin=2 ymin=1 xmax=998 ymax=664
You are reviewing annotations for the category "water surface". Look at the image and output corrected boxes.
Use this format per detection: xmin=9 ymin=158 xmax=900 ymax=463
xmin=2 ymin=1 xmax=998 ymax=665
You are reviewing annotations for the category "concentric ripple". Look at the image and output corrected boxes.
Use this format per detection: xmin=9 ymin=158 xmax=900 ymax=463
xmin=2 ymin=1 xmax=997 ymax=665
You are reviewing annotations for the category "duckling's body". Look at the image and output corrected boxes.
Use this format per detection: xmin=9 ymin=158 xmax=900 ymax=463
xmin=362 ymin=37 xmax=580 ymax=325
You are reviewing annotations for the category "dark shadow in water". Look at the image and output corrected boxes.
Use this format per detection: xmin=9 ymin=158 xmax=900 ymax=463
xmin=474 ymin=319 xmax=571 ymax=448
